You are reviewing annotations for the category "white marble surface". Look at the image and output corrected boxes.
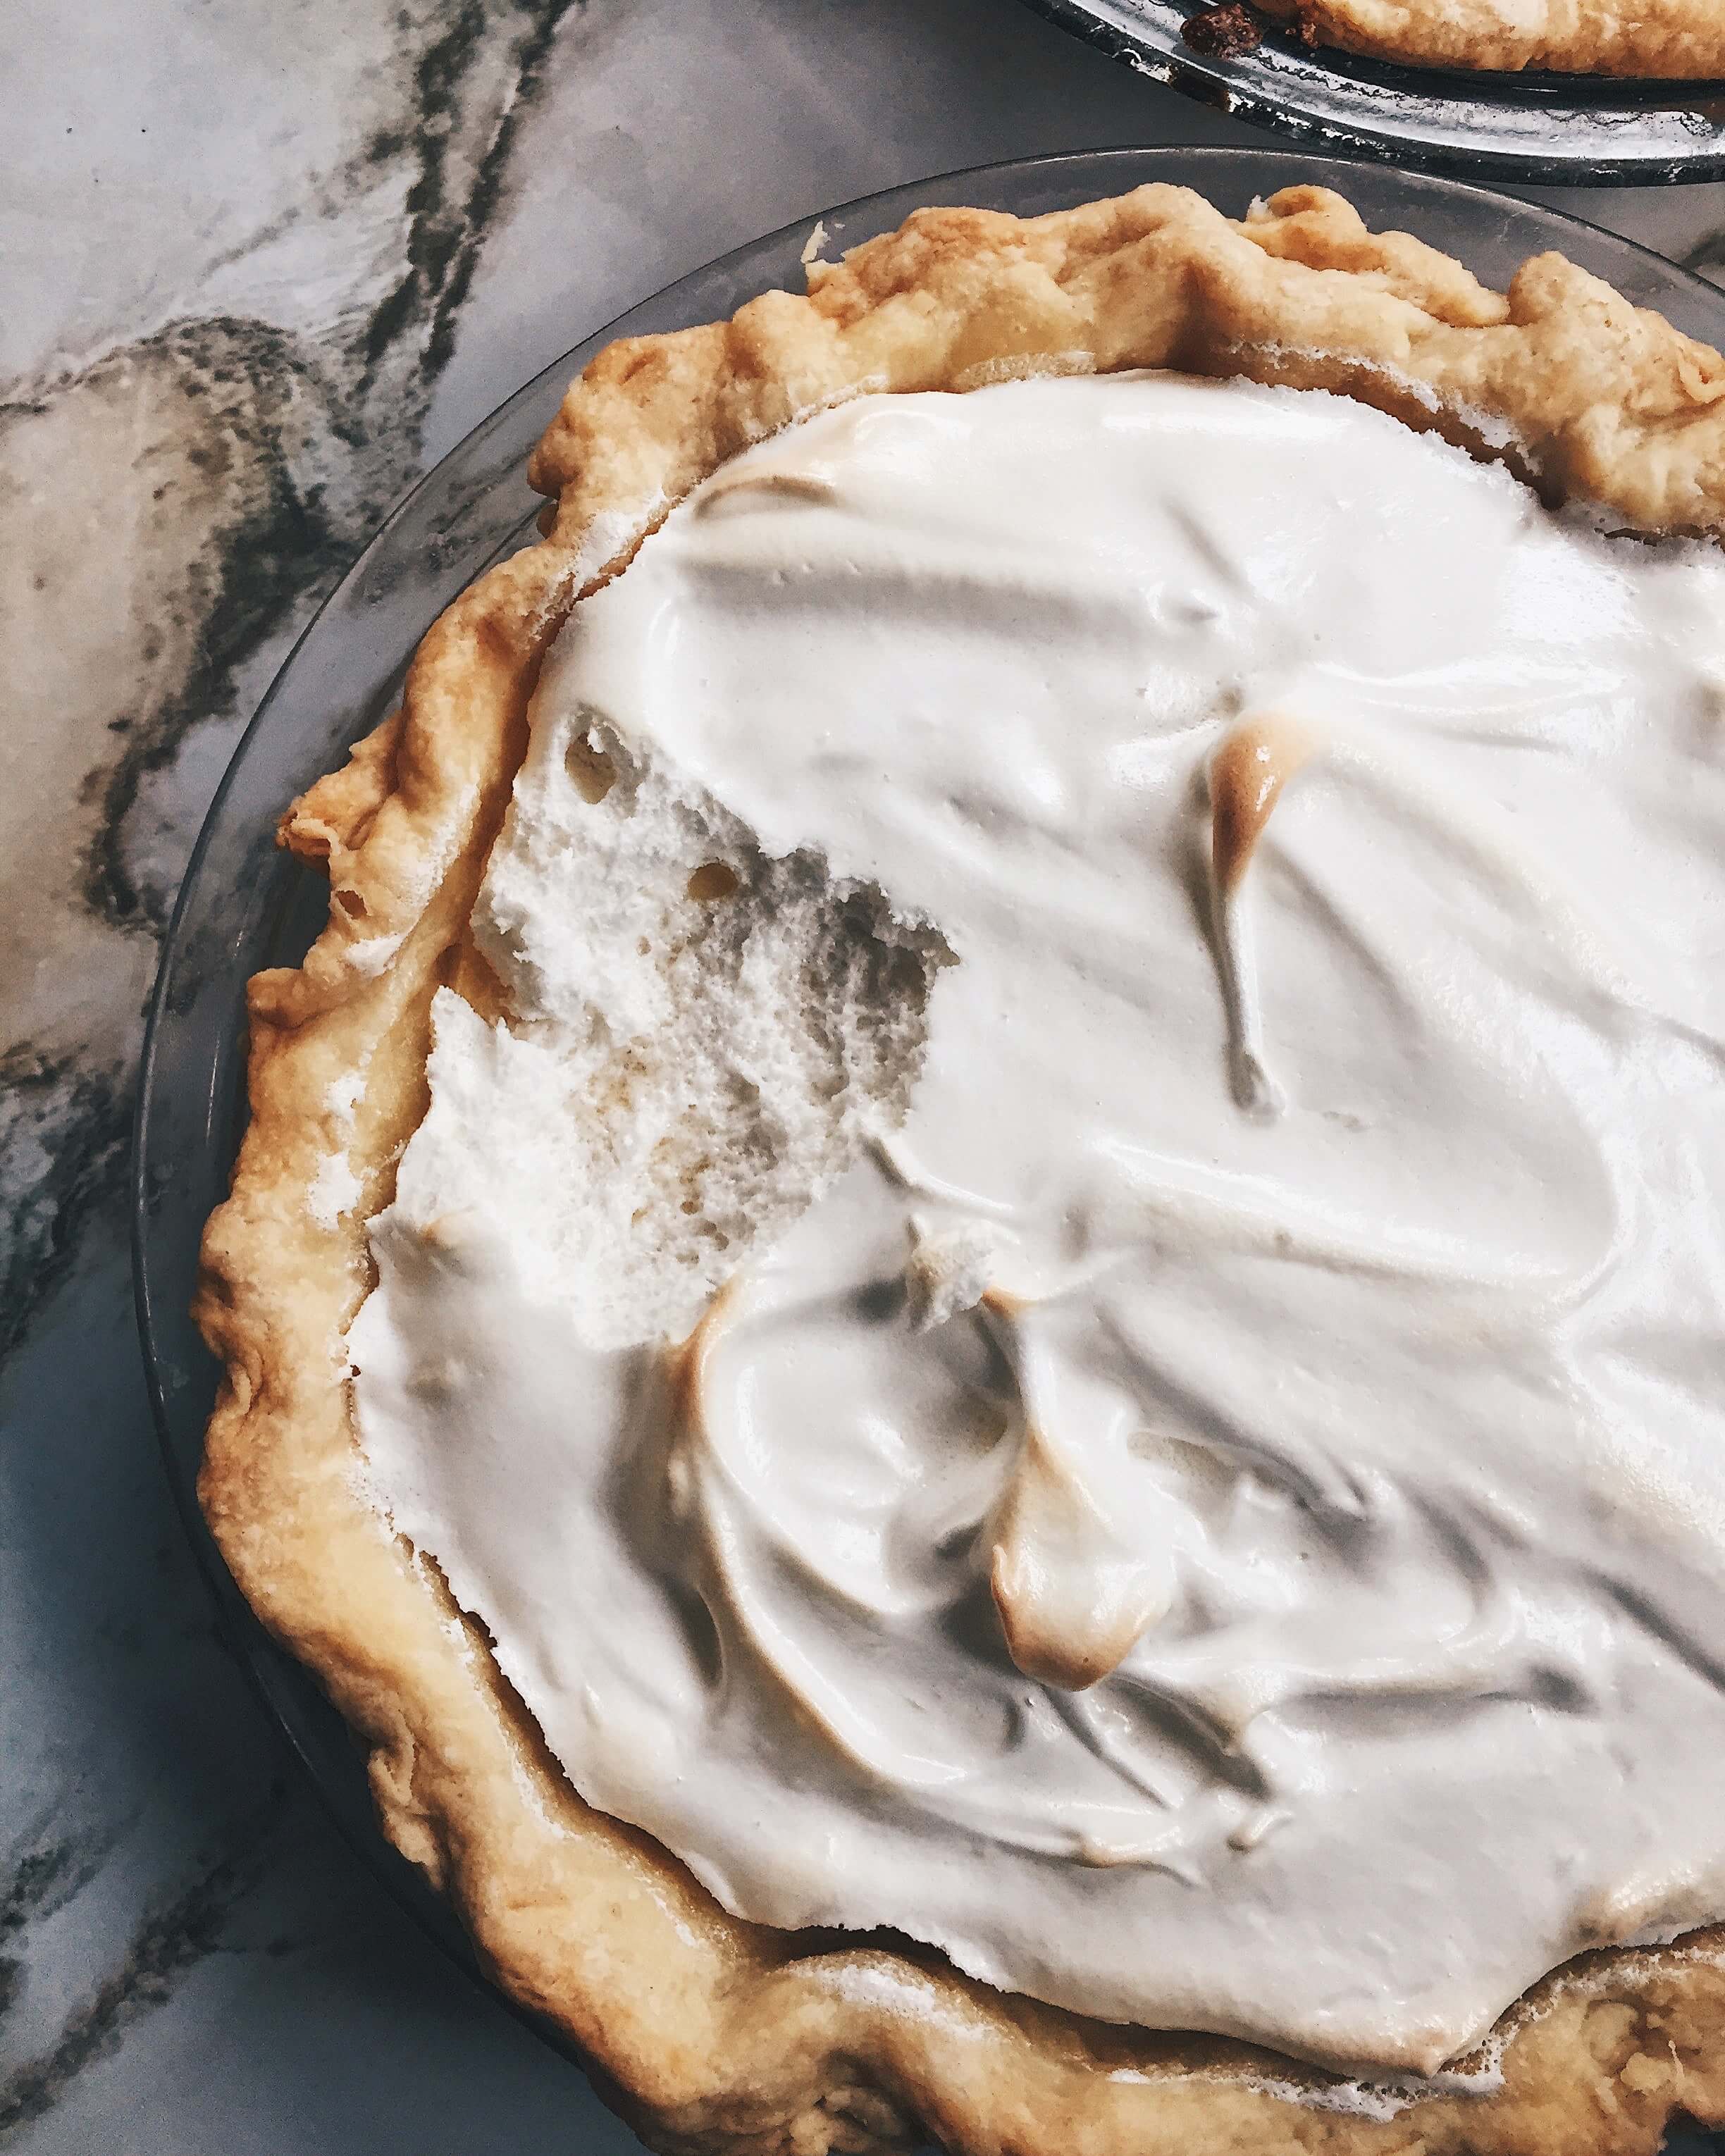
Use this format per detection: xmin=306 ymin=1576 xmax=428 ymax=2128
xmin=4 ymin=4 xmax=1725 ymax=2148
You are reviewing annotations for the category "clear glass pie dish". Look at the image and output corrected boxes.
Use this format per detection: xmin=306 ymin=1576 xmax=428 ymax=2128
xmin=1020 ymin=0 xmax=1725 ymax=185
xmin=132 ymin=146 xmax=1725 ymax=2143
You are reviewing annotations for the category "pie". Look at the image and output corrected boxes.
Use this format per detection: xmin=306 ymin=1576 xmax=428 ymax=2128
xmin=197 ymin=181 xmax=1725 ymax=2155
xmin=1249 ymin=0 xmax=1725 ymax=76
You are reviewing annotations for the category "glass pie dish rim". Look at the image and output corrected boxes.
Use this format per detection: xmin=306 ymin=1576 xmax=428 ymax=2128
xmin=1019 ymin=0 xmax=1725 ymax=187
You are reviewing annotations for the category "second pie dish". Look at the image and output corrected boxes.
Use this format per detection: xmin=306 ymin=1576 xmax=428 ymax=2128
xmin=1018 ymin=0 xmax=1725 ymax=185
xmin=162 ymin=154 xmax=1725 ymax=2155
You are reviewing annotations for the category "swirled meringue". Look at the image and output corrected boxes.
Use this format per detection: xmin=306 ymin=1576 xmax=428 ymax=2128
xmin=350 ymin=373 xmax=1725 ymax=2073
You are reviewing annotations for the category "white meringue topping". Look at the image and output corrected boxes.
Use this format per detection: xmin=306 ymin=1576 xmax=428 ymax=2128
xmin=350 ymin=373 xmax=1725 ymax=2074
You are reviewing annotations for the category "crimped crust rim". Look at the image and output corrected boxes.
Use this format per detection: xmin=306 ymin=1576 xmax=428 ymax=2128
xmin=1251 ymin=0 xmax=1725 ymax=78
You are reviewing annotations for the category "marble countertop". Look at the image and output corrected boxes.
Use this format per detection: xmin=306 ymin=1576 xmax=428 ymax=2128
xmin=4 ymin=4 xmax=1725 ymax=2148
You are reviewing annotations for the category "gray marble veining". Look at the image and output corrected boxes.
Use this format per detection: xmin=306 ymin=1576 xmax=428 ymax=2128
xmin=4 ymin=3 xmax=1724 ymax=2148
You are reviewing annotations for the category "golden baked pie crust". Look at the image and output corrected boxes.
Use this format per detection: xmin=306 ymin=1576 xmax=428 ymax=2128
xmin=196 ymin=183 xmax=1725 ymax=2156
xmin=1251 ymin=0 xmax=1725 ymax=77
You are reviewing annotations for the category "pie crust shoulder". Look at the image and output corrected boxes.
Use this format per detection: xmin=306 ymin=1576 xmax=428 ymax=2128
xmin=196 ymin=183 xmax=1725 ymax=2156
xmin=1251 ymin=0 xmax=1725 ymax=77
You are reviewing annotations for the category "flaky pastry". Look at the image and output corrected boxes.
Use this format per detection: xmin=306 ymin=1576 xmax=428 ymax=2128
xmin=1251 ymin=0 xmax=1725 ymax=76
